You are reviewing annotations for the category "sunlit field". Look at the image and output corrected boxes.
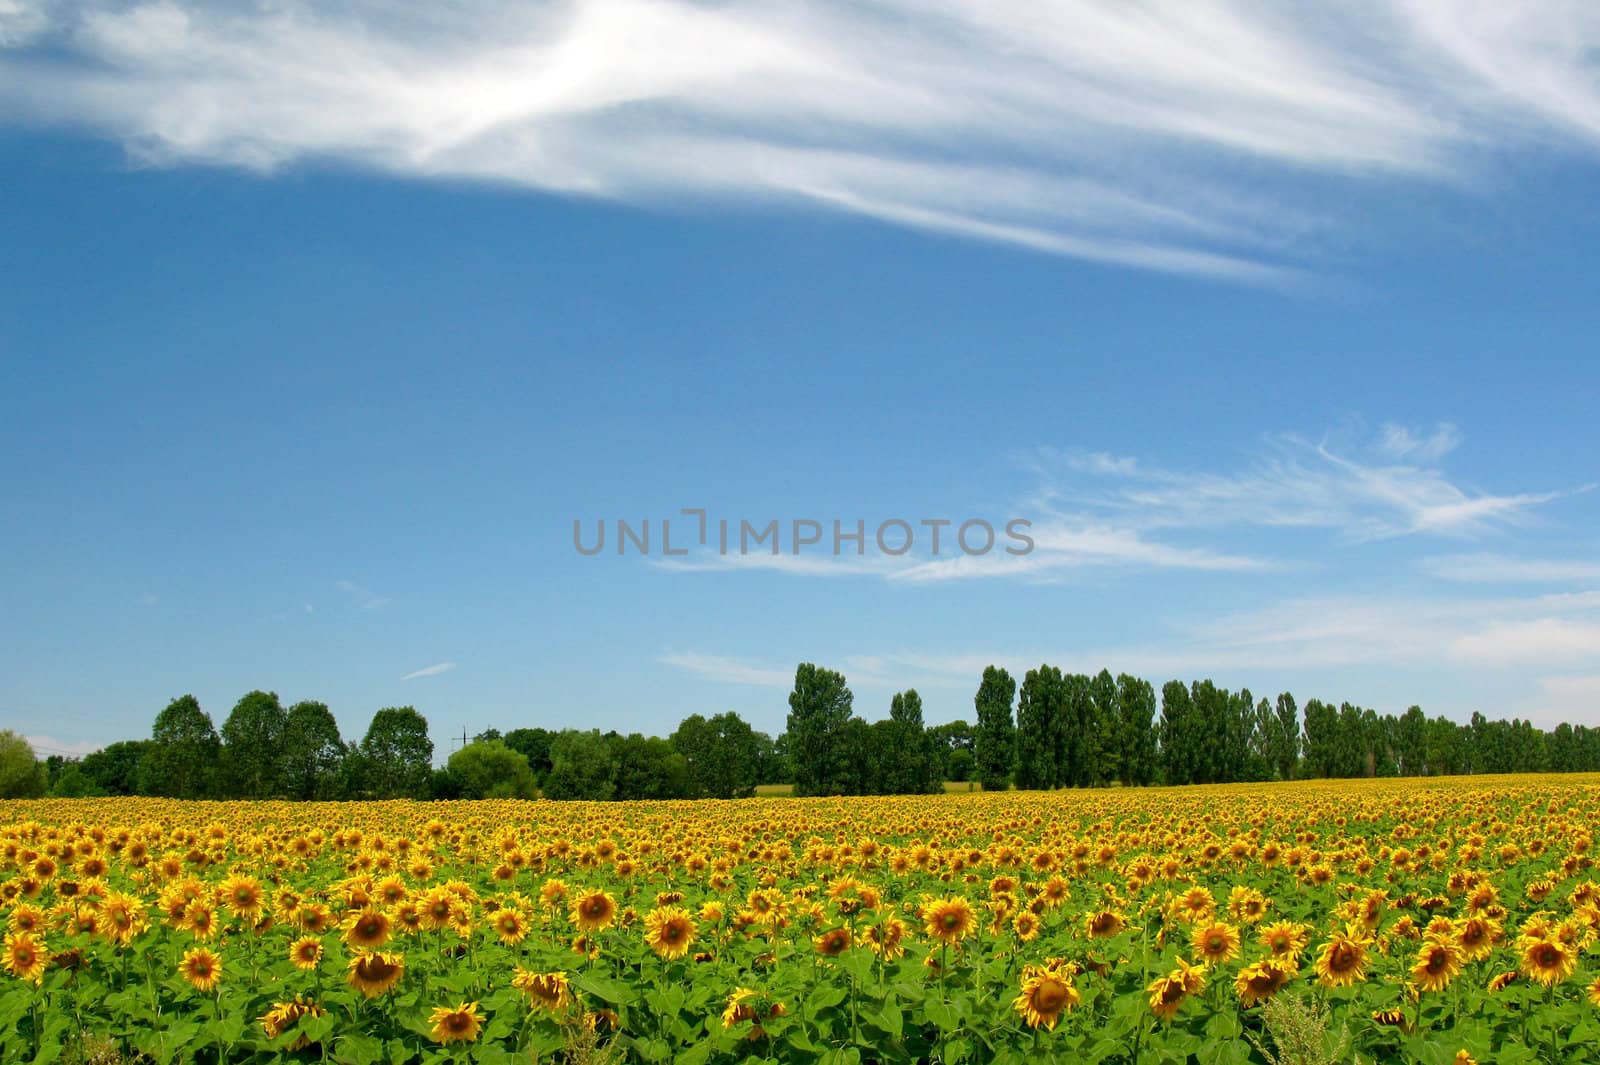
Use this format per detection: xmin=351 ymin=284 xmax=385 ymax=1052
xmin=4 ymin=776 xmax=1599 ymax=1064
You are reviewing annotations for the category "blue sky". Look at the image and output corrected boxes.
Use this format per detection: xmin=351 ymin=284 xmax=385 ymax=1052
xmin=3 ymin=1 xmax=1599 ymax=759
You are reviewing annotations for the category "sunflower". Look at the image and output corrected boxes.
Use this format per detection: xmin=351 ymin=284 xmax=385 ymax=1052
xmin=7 ymin=904 xmax=44 ymax=935
xmin=428 ymin=1002 xmax=483 ymax=1045
xmin=1084 ymin=909 xmax=1126 ymax=939
xmin=921 ymin=896 xmax=976 ymax=945
xmin=1411 ymin=939 xmax=1463 ymax=994
xmin=1519 ymin=936 xmax=1577 ymax=987
xmin=1013 ymin=911 xmax=1042 ymax=942
xmin=513 ymin=968 xmax=572 ymax=1013
xmin=418 ymin=888 xmax=455 ymax=932
xmin=721 ymin=987 xmax=786 ymax=1038
xmin=178 ymin=947 xmax=222 ymax=993
xmin=1226 ymin=886 xmax=1269 ymax=924
xmin=814 ymin=926 xmax=852 ymax=958
xmin=1455 ymin=916 xmax=1499 ymax=962
xmin=260 ymin=997 xmax=326 ymax=1051
xmin=1314 ymin=928 xmax=1372 ymax=988
xmin=571 ymin=890 xmax=618 ymax=933
xmin=1012 ymin=966 xmax=1080 ymax=1031
xmin=1254 ymin=920 xmax=1307 ymax=961
xmin=1587 ymin=975 xmax=1600 ymax=1008
xmin=2 ymin=932 xmax=46 ymax=983
xmin=220 ymin=874 xmax=264 ymax=922
xmin=346 ymin=951 xmax=405 ymax=998
xmin=1487 ymin=970 xmax=1519 ymax=993
xmin=1234 ymin=960 xmax=1293 ymax=1006
xmin=180 ymin=901 xmax=218 ymax=941
xmin=490 ymin=907 xmax=528 ymax=947
xmin=1148 ymin=958 xmax=1206 ymax=1021
xmin=1191 ymin=921 xmax=1242 ymax=965
xmin=644 ymin=906 xmax=697 ymax=960
xmin=863 ymin=917 xmax=908 ymax=961
xmin=297 ymin=903 xmax=334 ymax=935
xmin=343 ymin=907 xmax=392 ymax=951
xmin=93 ymin=892 xmax=144 ymax=949
xmin=288 ymin=936 xmax=323 ymax=971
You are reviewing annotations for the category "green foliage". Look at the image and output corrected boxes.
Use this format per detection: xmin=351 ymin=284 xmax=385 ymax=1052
xmin=279 ymin=701 xmax=345 ymax=800
xmin=1116 ymin=674 xmax=1158 ymax=786
xmin=358 ymin=706 xmax=434 ymax=798
xmin=609 ymin=733 xmax=690 ymax=800
xmin=880 ymin=689 xmax=941 ymax=795
xmin=78 ymin=741 xmax=150 ymax=796
xmin=447 ymin=739 xmax=538 ymax=798
xmin=973 ymin=665 xmax=1016 ymax=793
xmin=0 ymin=729 xmax=47 ymax=798
xmin=542 ymin=729 xmax=618 ymax=801
xmin=219 ymin=690 xmax=289 ymax=798
xmin=1014 ymin=665 xmax=1064 ymax=790
xmin=140 ymin=695 xmax=219 ymax=799
xmin=1247 ymin=993 xmax=1352 ymax=1065
xmin=786 ymin=663 xmax=854 ymax=797
xmin=671 ymin=712 xmax=761 ymax=799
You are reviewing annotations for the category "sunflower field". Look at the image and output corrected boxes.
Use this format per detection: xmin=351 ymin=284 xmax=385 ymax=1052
xmin=2 ymin=776 xmax=1599 ymax=1065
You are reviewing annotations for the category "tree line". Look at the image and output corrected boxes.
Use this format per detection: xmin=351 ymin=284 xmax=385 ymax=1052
xmin=4 ymin=662 xmax=1598 ymax=801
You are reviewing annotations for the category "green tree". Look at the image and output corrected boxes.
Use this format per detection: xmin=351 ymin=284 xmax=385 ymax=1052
xmin=542 ymin=730 xmax=617 ymax=800
xmin=1159 ymin=680 xmax=1197 ymax=785
xmin=447 ymin=739 xmax=538 ymax=798
xmin=48 ymin=760 xmax=103 ymax=797
xmin=1300 ymin=699 xmax=1338 ymax=778
xmin=1272 ymin=693 xmax=1300 ymax=780
xmin=280 ymin=701 xmax=346 ymax=800
xmin=1059 ymin=673 xmax=1093 ymax=788
xmin=1396 ymin=705 xmax=1427 ymax=776
xmin=1015 ymin=665 xmax=1064 ymax=790
xmin=671 ymin=712 xmax=761 ymax=799
xmin=973 ymin=666 xmax=1017 ymax=793
xmin=142 ymin=695 xmax=221 ymax=798
xmin=79 ymin=740 xmax=150 ymax=795
xmin=1116 ymin=674 xmax=1158 ymax=786
xmin=503 ymin=728 xmax=555 ymax=783
xmin=884 ymin=689 xmax=940 ymax=794
xmin=0 ymin=731 xmax=47 ymax=798
xmin=786 ymin=663 xmax=854 ymax=797
xmin=359 ymin=707 xmax=434 ymax=798
xmin=1087 ymin=670 xmax=1120 ymax=786
xmin=610 ymin=733 xmax=691 ymax=800
xmin=219 ymin=690 xmax=289 ymax=798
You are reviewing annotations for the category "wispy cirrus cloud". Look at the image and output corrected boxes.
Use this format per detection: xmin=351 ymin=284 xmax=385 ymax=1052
xmin=4 ymin=2 xmax=1600 ymax=280
xmin=656 ymin=651 xmax=793 ymax=688
xmin=1027 ymin=422 xmax=1586 ymax=542
xmin=1422 ymin=553 xmax=1600 ymax=584
xmin=336 ymin=579 xmax=391 ymax=611
xmin=401 ymin=661 xmax=456 ymax=680
xmin=650 ymin=421 xmax=1585 ymax=585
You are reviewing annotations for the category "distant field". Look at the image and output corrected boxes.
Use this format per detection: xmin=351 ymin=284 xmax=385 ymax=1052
xmin=2 ymin=775 xmax=1596 ymax=1064
xmin=756 ymin=780 xmax=982 ymax=796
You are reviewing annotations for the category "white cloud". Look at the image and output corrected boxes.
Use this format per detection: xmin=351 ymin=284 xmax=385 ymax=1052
xmin=5 ymin=1 xmax=1600 ymax=279
xmin=1520 ymin=674 xmax=1600 ymax=728
xmin=401 ymin=661 xmax=456 ymax=680
xmin=657 ymin=651 xmax=793 ymax=688
xmin=649 ymin=422 xmax=1580 ymax=585
xmin=1377 ymin=421 xmax=1461 ymax=462
xmin=336 ymin=579 xmax=391 ymax=611
xmin=24 ymin=734 xmax=102 ymax=757
xmin=1423 ymin=553 xmax=1600 ymax=583
xmin=1032 ymin=425 xmax=1583 ymax=541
